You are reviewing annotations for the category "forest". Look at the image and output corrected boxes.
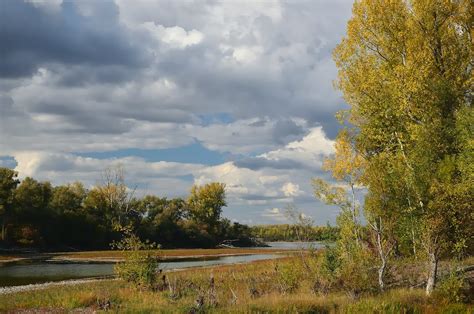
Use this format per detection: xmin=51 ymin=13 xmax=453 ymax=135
xmin=0 ymin=167 xmax=257 ymax=249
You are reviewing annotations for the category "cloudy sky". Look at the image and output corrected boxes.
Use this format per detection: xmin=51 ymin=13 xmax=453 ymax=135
xmin=0 ymin=0 xmax=354 ymax=225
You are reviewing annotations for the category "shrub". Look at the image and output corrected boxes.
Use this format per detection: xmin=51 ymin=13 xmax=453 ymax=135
xmin=275 ymin=261 xmax=302 ymax=294
xmin=311 ymin=245 xmax=340 ymax=294
xmin=337 ymin=246 xmax=378 ymax=297
xmin=434 ymin=270 xmax=468 ymax=303
xmin=112 ymin=226 xmax=159 ymax=290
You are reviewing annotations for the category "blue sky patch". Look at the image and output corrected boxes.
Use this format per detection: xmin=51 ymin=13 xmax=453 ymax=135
xmin=75 ymin=142 xmax=227 ymax=165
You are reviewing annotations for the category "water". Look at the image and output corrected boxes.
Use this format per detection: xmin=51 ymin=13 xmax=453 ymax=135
xmin=0 ymin=254 xmax=281 ymax=287
xmin=262 ymin=241 xmax=329 ymax=250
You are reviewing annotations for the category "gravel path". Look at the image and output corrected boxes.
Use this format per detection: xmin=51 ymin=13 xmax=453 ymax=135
xmin=0 ymin=278 xmax=114 ymax=295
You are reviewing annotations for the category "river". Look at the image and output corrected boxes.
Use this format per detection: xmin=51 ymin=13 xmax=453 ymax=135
xmin=0 ymin=241 xmax=327 ymax=287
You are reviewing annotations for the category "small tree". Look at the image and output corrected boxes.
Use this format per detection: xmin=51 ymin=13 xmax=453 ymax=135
xmin=112 ymin=225 xmax=159 ymax=290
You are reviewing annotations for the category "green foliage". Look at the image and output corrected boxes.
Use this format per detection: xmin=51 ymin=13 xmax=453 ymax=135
xmin=434 ymin=270 xmax=469 ymax=303
xmin=112 ymin=226 xmax=159 ymax=291
xmin=275 ymin=261 xmax=302 ymax=294
xmin=0 ymin=168 xmax=19 ymax=241
xmin=0 ymin=165 xmax=254 ymax=249
xmin=337 ymin=246 xmax=378 ymax=296
xmin=250 ymin=224 xmax=338 ymax=242
xmin=332 ymin=0 xmax=472 ymax=295
xmin=187 ymin=182 xmax=226 ymax=232
xmin=311 ymin=246 xmax=340 ymax=294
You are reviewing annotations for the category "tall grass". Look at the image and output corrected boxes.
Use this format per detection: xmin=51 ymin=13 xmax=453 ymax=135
xmin=1 ymin=256 xmax=472 ymax=313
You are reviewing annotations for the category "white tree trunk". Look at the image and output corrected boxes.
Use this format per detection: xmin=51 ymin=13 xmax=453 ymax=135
xmin=425 ymin=251 xmax=438 ymax=295
xmin=369 ymin=217 xmax=389 ymax=291
xmin=376 ymin=230 xmax=386 ymax=291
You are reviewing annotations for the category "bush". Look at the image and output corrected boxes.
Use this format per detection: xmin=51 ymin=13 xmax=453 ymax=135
xmin=338 ymin=246 xmax=378 ymax=296
xmin=311 ymin=246 xmax=340 ymax=294
xmin=434 ymin=270 xmax=468 ymax=303
xmin=312 ymin=244 xmax=378 ymax=297
xmin=112 ymin=226 xmax=159 ymax=290
xmin=275 ymin=261 xmax=302 ymax=294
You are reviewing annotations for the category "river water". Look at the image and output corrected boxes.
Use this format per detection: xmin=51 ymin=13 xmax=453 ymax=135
xmin=0 ymin=241 xmax=327 ymax=287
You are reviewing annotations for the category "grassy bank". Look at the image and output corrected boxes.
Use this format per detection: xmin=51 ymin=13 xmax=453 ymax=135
xmin=2 ymin=256 xmax=472 ymax=313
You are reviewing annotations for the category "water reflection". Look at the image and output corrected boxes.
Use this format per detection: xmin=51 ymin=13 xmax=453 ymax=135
xmin=0 ymin=254 xmax=281 ymax=287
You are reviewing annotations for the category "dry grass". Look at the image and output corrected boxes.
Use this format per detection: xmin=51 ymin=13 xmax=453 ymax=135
xmin=2 ymin=255 xmax=472 ymax=313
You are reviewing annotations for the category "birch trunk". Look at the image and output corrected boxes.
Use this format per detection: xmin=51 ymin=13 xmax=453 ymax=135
xmin=376 ymin=229 xmax=386 ymax=291
xmin=425 ymin=251 xmax=438 ymax=295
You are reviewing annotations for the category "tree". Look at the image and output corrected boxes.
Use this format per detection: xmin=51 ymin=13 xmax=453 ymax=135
xmin=187 ymin=182 xmax=226 ymax=239
xmin=0 ymin=168 xmax=19 ymax=241
xmin=84 ymin=165 xmax=137 ymax=233
xmin=136 ymin=196 xmax=187 ymax=247
xmin=49 ymin=182 xmax=86 ymax=215
xmin=333 ymin=0 xmax=472 ymax=295
xmin=14 ymin=177 xmax=52 ymax=244
xmin=322 ymin=129 xmax=364 ymax=243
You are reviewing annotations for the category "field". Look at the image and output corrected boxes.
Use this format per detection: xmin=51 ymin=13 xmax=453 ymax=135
xmin=2 ymin=255 xmax=473 ymax=313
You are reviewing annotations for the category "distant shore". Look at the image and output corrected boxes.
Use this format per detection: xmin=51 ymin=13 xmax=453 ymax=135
xmin=0 ymin=247 xmax=295 ymax=265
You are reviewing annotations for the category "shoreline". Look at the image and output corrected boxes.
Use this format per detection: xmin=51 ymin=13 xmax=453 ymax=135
xmin=0 ymin=249 xmax=295 ymax=265
xmin=0 ymin=255 xmax=291 ymax=295
xmin=0 ymin=277 xmax=116 ymax=295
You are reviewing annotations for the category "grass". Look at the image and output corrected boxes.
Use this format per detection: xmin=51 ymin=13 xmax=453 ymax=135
xmin=2 ymin=256 xmax=472 ymax=313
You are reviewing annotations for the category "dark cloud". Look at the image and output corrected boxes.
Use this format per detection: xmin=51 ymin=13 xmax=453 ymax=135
xmin=0 ymin=0 xmax=149 ymax=78
xmin=272 ymin=119 xmax=305 ymax=144
xmin=240 ymin=194 xmax=286 ymax=201
xmin=234 ymin=157 xmax=305 ymax=171
xmin=1 ymin=0 xmax=352 ymax=142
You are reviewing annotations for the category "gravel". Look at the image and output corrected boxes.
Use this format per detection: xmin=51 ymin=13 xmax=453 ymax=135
xmin=0 ymin=278 xmax=114 ymax=295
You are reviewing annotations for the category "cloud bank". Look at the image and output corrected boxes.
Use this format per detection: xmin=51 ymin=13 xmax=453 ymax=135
xmin=0 ymin=0 xmax=353 ymax=224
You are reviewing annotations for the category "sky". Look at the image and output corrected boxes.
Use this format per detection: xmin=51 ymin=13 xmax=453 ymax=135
xmin=0 ymin=0 xmax=355 ymax=225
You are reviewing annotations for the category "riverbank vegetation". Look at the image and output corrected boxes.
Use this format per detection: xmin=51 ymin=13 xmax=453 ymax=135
xmin=318 ymin=0 xmax=473 ymax=297
xmin=1 ymin=255 xmax=473 ymax=312
xmin=250 ymin=224 xmax=339 ymax=242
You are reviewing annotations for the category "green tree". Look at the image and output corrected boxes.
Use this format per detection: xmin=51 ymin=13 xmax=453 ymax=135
xmin=0 ymin=168 xmax=19 ymax=241
xmin=333 ymin=0 xmax=472 ymax=295
xmin=187 ymin=182 xmax=226 ymax=237
xmin=49 ymin=182 xmax=86 ymax=215
xmin=14 ymin=177 xmax=52 ymax=244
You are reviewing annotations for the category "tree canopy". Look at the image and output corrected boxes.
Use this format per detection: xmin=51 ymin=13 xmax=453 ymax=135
xmin=328 ymin=0 xmax=472 ymax=295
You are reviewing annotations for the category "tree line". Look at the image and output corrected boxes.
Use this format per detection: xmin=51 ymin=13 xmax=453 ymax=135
xmin=0 ymin=166 xmax=255 ymax=250
xmin=250 ymin=224 xmax=338 ymax=242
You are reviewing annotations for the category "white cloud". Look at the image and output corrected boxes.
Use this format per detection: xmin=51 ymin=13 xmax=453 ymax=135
xmin=261 ymin=207 xmax=287 ymax=222
xmin=142 ymin=23 xmax=204 ymax=49
xmin=231 ymin=46 xmax=263 ymax=64
xmin=281 ymin=182 xmax=302 ymax=197
xmin=260 ymin=127 xmax=334 ymax=168
xmin=1 ymin=0 xmax=355 ymax=224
